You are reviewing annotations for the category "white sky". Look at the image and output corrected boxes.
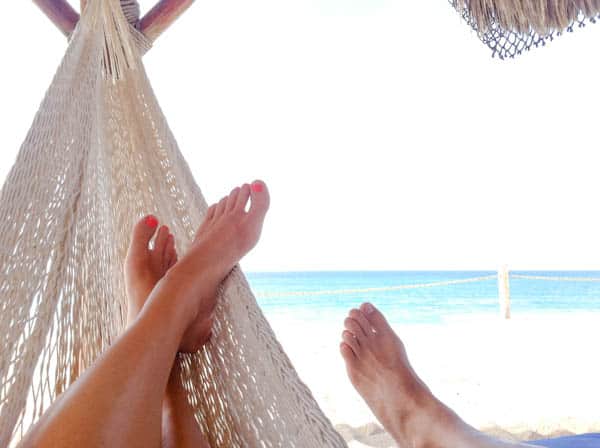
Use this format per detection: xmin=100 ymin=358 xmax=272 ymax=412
xmin=1 ymin=1 xmax=599 ymax=271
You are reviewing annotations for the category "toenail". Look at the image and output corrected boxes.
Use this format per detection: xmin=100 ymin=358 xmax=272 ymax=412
xmin=145 ymin=215 xmax=158 ymax=228
xmin=363 ymin=303 xmax=375 ymax=314
xmin=251 ymin=182 xmax=263 ymax=193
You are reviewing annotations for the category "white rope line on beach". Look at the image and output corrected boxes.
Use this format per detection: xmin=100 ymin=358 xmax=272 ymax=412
xmin=510 ymin=274 xmax=600 ymax=282
xmin=255 ymin=275 xmax=497 ymax=298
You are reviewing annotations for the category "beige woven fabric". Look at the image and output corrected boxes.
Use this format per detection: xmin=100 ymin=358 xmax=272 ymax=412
xmin=0 ymin=1 xmax=346 ymax=446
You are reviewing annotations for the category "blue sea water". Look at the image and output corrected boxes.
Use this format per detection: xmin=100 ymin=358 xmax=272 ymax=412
xmin=247 ymin=271 xmax=600 ymax=325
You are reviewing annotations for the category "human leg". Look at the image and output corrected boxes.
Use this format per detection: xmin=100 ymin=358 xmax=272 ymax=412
xmin=124 ymin=213 xmax=209 ymax=448
xmin=126 ymin=181 xmax=269 ymax=448
xmin=18 ymin=278 xmax=194 ymax=448
xmin=18 ymin=180 xmax=270 ymax=448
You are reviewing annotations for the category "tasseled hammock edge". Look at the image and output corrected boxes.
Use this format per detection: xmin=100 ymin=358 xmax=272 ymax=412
xmin=449 ymin=0 xmax=600 ymax=59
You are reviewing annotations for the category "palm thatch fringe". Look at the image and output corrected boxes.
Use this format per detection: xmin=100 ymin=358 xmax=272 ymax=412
xmin=450 ymin=0 xmax=600 ymax=58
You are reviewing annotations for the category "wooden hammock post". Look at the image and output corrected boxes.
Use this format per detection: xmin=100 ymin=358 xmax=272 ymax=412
xmin=33 ymin=0 xmax=80 ymax=37
xmin=139 ymin=0 xmax=195 ymax=42
xmin=498 ymin=265 xmax=511 ymax=319
xmin=35 ymin=0 xmax=195 ymax=43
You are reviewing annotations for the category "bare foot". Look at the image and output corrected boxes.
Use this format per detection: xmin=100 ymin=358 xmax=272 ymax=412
xmin=125 ymin=215 xmax=207 ymax=353
xmin=340 ymin=304 xmax=533 ymax=448
xmin=340 ymin=303 xmax=443 ymax=447
xmin=124 ymin=215 xmax=213 ymax=354
xmin=125 ymin=180 xmax=269 ymax=353
xmin=159 ymin=180 xmax=270 ymax=352
xmin=124 ymin=217 xmax=210 ymax=448
xmin=125 ymin=216 xmax=177 ymax=326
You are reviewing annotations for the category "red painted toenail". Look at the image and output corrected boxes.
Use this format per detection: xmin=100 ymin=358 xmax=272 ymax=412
xmin=251 ymin=182 xmax=263 ymax=193
xmin=145 ymin=215 xmax=158 ymax=228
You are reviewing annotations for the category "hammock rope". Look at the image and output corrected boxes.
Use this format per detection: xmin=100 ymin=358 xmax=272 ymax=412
xmin=511 ymin=274 xmax=600 ymax=282
xmin=256 ymin=274 xmax=600 ymax=298
xmin=119 ymin=0 xmax=141 ymax=26
xmin=256 ymin=275 xmax=498 ymax=298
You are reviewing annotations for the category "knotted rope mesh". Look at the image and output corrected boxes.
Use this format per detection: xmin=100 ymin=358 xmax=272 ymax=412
xmin=449 ymin=0 xmax=600 ymax=58
xmin=0 ymin=0 xmax=346 ymax=446
xmin=120 ymin=0 xmax=141 ymax=26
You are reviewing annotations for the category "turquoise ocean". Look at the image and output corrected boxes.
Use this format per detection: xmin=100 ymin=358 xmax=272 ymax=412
xmin=247 ymin=271 xmax=600 ymax=325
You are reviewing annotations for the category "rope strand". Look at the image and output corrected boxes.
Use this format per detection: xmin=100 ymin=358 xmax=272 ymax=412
xmin=256 ymin=275 xmax=497 ymax=298
xmin=256 ymin=273 xmax=600 ymax=298
xmin=511 ymin=274 xmax=600 ymax=282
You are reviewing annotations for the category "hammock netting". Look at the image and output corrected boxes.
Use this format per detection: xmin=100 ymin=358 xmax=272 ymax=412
xmin=449 ymin=0 xmax=600 ymax=58
xmin=0 ymin=0 xmax=346 ymax=446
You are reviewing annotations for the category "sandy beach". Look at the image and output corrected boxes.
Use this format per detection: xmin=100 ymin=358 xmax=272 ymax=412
xmin=267 ymin=310 xmax=600 ymax=447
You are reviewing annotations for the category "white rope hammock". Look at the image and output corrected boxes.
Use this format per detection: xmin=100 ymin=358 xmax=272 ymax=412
xmin=0 ymin=0 xmax=346 ymax=446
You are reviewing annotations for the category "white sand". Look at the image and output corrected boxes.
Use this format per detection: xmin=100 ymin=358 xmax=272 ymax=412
xmin=267 ymin=310 xmax=600 ymax=446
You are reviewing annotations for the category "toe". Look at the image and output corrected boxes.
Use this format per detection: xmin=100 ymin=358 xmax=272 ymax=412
xmin=195 ymin=205 xmax=217 ymax=242
xmin=360 ymin=302 xmax=393 ymax=336
xmin=152 ymin=225 xmax=169 ymax=273
xmin=127 ymin=215 xmax=159 ymax=263
xmin=349 ymin=308 xmax=375 ymax=337
xmin=342 ymin=330 xmax=360 ymax=356
xmin=235 ymin=184 xmax=251 ymax=212
xmin=154 ymin=225 xmax=169 ymax=254
xmin=168 ymin=252 xmax=178 ymax=269
xmin=226 ymin=187 xmax=241 ymax=211
xmin=215 ymin=196 xmax=228 ymax=218
xmin=344 ymin=317 xmax=366 ymax=341
xmin=340 ymin=342 xmax=357 ymax=362
xmin=205 ymin=204 xmax=217 ymax=222
xmin=165 ymin=234 xmax=176 ymax=269
xmin=247 ymin=180 xmax=270 ymax=221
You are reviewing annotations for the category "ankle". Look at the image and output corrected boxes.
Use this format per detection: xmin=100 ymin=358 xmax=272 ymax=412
xmin=137 ymin=281 xmax=193 ymax=342
xmin=154 ymin=269 xmax=200 ymax=321
xmin=165 ymin=255 xmax=219 ymax=301
xmin=401 ymin=394 xmax=474 ymax=448
xmin=385 ymin=386 xmax=449 ymax=448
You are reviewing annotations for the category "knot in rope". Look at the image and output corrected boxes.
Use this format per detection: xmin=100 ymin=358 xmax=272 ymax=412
xmin=120 ymin=0 xmax=141 ymax=26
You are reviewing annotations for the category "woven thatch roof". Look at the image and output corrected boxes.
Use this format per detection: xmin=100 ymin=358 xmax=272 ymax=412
xmin=450 ymin=0 xmax=600 ymax=58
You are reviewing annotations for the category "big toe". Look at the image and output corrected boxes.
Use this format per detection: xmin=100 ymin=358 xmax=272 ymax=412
xmin=248 ymin=180 xmax=270 ymax=222
xmin=360 ymin=302 xmax=393 ymax=336
xmin=127 ymin=215 xmax=159 ymax=264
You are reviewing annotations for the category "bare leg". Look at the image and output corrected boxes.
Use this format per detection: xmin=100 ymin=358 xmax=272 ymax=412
xmin=162 ymin=362 xmax=209 ymax=448
xmin=123 ymin=208 xmax=237 ymax=446
xmin=19 ymin=180 xmax=270 ymax=448
xmin=125 ymin=215 xmax=210 ymax=448
xmin=340 ymin=303 xmax=540 ymax=448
